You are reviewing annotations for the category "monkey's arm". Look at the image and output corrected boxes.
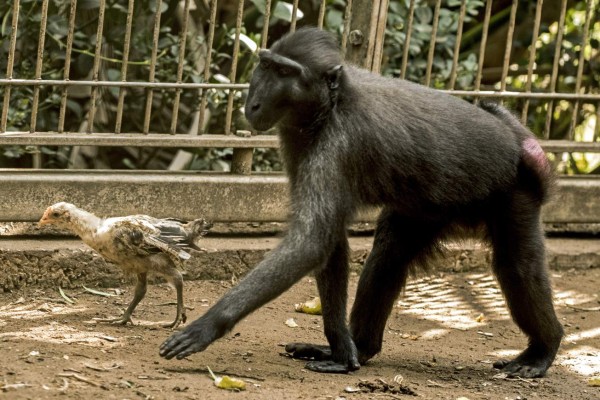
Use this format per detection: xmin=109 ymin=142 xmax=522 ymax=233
xmin=159 ymin=179 xmax=351 ymax=360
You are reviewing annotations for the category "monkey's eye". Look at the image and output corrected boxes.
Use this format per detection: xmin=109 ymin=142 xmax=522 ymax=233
xmin=277 ymin=66 xmax=292 ymax=76
xmin=259 ymin=59 xmax=272 ymax=70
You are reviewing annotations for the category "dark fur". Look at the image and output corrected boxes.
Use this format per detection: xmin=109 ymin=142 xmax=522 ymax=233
xmin=160 ymin=28 xmax=563 ymax=378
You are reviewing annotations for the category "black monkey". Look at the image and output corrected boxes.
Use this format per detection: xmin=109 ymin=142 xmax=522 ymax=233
xmin=160 ymin=27 xmax=563 ymax=378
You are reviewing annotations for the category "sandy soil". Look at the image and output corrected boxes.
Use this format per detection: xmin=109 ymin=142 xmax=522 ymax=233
xmin=1 ymin=268 xmax=599 ymax=400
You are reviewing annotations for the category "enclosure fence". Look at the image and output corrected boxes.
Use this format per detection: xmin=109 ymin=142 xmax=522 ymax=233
xmin=0 ymin=0 xmax=598 ymax=224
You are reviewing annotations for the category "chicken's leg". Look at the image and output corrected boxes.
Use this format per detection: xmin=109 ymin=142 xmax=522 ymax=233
xmin=161 ymin=269 xmax=186 ymax=329
xmin=96 ymin=273 xmax=147 ymax=325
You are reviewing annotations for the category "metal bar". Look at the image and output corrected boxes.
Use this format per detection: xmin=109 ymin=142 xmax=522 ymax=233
xmin=224 ymin=0 xmax=244 ymax=135
xmin=340 ymin=0 xmax=353 ymax=58
xmin=424 ymin=0 xmax=442 ymax=87
xmin=595 ymin=102 xmax=600 ymax=141
xmin=86 ymin=0 xmax=106 ymax=133
xmin=318 ymin=0 xmax=326 ymax=29
xmin=57 ymin=0 xmax=78 ymax=133
xmin=521 ymin=0 xmax=544 ymax=124
xmin=0 ymin=79 xmax=249 ymax=90
xmin=499 ymin=0 xmax=518 ymax=93
xmin=143 ymin=0 xmax=163 ymax=134
xmin=0 ymin=0 xmax=20 ymax=133
xmin=290 ymin=0 xmax=299 ymax=32
xmin=448 ymin=0 xmax=467 ymax=90
xmin=0 ymin=132 xmax=280 ymax=148
xmin=568 ymin=0 xmax=594 ymax=140
xmin=169 ymin=0 xmax=192 ymax=134
xmin=1 ymin=79 xmax=598 ymax=101
xmin=474 ymin=0 xmax=493 ymax=96
xmin=543 ymin=0 xmax=568 ymax=139
xmin=371 ymin=0 xmax=390 ymax=74
xmin=436 ymin=90 xmax=600 ymax=101
xmin=2 ymin=133 xmax=598 ymax=153
xmin=400 ymin=0 xmax=416 ymax=80
xmin=29 ymin=0 xmax=50 ymax=134
xmin=197 ymin=0 xmax=219 ymax=134
xmin=261 ymin=0 xmax=272 ymax=47
xmin=115 ymin=0 xmax=135 ymax=134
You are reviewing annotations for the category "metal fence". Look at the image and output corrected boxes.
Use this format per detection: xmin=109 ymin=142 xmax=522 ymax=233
xmin=0 ymin=0 xmax=599 ymax=223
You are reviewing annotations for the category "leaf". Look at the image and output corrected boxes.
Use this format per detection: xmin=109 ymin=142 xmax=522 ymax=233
xmin=58 ymin=287 xmax=76 ymax=304
xmin=250 ymin=0 xmax=267 ymax=14
xmin=83 ymin=285 xmax=117 ymax=297
xmin=149 ymin=1 xmax=169 ymax=14
xmin=273 ymin=2 xmax=304 ymax=23
xmin=230 ymin=33 xmax=257 ymax=53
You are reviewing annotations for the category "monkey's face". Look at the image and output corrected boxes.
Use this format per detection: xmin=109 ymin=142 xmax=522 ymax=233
xmin=245 ymin=50 xmax=322 ymax=131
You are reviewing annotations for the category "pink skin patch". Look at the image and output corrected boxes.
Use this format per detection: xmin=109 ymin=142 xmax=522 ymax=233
xmin=522 ymin=137 xmax=550 ymax=174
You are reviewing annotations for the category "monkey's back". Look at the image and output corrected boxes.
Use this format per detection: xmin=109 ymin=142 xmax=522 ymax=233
xmin=337 ymin=67 xmax=526 ymax=213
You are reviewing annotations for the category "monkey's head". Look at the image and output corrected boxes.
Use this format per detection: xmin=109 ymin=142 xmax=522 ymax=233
xmin=245 ymin=28 xmax=344 ymax=131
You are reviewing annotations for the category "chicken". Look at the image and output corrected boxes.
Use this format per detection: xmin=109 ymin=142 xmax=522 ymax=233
xmin=39 ymin=202 xmax=211 ymax=328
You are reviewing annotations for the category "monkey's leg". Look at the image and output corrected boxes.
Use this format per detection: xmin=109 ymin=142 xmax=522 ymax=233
xmin=488 ymin=191 xmax=563 ymax=378
xmin=161 ymin=268 xmax=187 ymax=329
xmin=96 ymin=273 xmax=147 ymax=325
xmin=287 ymin=239 xmax=359 ymax=373
xmin=287 ymin=210 xmax=442 ymax=367
xmin=350 ymin=211 xmax=444 ymax=364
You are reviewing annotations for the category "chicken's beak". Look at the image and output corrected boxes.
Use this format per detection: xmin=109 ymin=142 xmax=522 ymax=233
xmin=38 ymin=208 xmax=53 ymax=226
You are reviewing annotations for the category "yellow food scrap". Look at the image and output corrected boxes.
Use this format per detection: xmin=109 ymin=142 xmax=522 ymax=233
xmin=588 ymin=376 xmax=600 ymax=387
xmin=207 ymin=366 xmax=246 ymax=391
xmin=294 ymin=297 xmax=322 ymax=315
xmin=285 ymin=318 xmax=299 ymax=328
xmin=475 ymin=313 xmax=485 ymax=323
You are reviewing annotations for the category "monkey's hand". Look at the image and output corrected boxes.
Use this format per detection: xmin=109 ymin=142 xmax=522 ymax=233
xmin=159 ymin=314 xmax=224 ymax=360
xmin=285 ymin=342 xmax=360 ymax=373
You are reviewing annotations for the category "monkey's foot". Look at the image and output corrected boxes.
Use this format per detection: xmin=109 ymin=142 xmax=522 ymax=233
xmin=94 ymin=314 xmax=133 ymax=325
xmin=159 ymin=314 xmax=223 ymax=360
xmin=285 ymin=343 xmax=360 ymax=374
xmin=493 ymin=346 xmax=556 ymax=378
xmin=161 ymin=312 xmax=187 ymax=329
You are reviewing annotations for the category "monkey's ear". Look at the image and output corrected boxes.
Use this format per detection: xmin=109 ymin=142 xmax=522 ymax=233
xmin=326 ymin=65 xmax=343 ymax=90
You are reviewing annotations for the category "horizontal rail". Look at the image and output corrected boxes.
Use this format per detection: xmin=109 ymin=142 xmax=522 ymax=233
xmin=0 ymin=132 xmax=279 ymax=148
xmin=0 ymin=133 xmax=598 ymax=153
xmin=1 ymin=79 xmax=599 ymax=101
xmin=0 ymin=171 xmax=597 ymax=223
xmin=0 ymin=79 xmax=248 ymax=90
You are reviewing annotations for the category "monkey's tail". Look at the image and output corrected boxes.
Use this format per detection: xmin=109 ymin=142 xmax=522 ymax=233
xmin=478 ymin=101 xmax=553 ymax=204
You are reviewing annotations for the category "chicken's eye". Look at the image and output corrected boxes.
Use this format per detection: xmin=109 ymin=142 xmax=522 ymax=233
xmin=52 ymin=212 xmax=60 ymax=218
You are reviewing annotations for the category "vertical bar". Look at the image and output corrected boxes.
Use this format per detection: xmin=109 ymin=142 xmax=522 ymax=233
xmin=86 ymin=0 xmax=106 ymax=133
xmin=224 ymin=0 xmax=244 ymax=135
xmin=340 ymin=0 xmax=353 ymax=58
xmin=568 ymin=0 xmax=593 ymax=140
xmin=474 ymin=0 xmax=493 ymax=97
xmin=400 ymin=0 xmax=416 ymax=80
xmin=521 ymin=0 xmax=544 ymax=124
xmin=169 ymin=0 xmax=192 ymax=134
xmin=595 ymin=102 xmax=600 ymax=141
xmin=318 ymin=0 xmax=326 ymax=29
xmin=57 ymin=0 xmax=78 ymax=133
xmin=543 ymin=0 xmax=568 ymax=139
xmin=424 ymin=0 xmax=442 ymax=87
xmin=115 ymin=0 xmax=135 ymax=134
xmin=30 ymin=0 xmax=50 ymax=134
xmin=290 ymin=0 xmax=299 ymax=32
xmin=371 ymin=0 xmax=389 ymax=74
xmin=261 ymin=0 xmax=272 ymax=47
xmin=448 ymin=0 xmax=467 ymax=90
xmin=499 ymin=0 xmax=518 ymax=93
xmin=197 ymin=0 xmax=218 ymax=134
xmin=143 ymin=0 xmax=163 ymax=134
xmin=0 ymin=0 xmax=20 ymax=133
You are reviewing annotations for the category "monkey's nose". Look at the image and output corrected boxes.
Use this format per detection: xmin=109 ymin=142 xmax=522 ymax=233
xmin=250 ymin=103 xmax=261 ymax=113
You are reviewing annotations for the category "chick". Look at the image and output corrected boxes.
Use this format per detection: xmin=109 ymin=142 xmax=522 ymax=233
xmin=39 ymin=202 xmax=211 ymax=328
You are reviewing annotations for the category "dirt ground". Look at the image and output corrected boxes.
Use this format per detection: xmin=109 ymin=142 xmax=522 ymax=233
xmin=1 ymin=267 xmax=599 ymax=400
